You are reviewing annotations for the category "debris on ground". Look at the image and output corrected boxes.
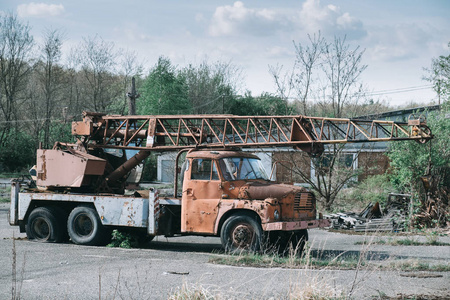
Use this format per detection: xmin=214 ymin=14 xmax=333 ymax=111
xmin=327 ymin=166 xmax=449 ymax=232
xmin=326 ymin=193 xmax=410 ymax=232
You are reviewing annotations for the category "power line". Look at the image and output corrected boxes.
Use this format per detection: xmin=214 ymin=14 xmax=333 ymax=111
xmin=367 ymin=85 xmax=433 ymax=96
xmin=285 ymin=85 xmax=434 ymax=101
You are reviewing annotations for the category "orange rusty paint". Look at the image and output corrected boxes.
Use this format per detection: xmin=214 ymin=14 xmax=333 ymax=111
xmin=180 ymin=150 xmax=318 ymax=235
xmin=181 ymin=158 xmax=222 ymax=233
xmin=71 ymin=120 xmax=93 ymax=136
xmin=262 ymin=219 xmax=331 ymax=231
xmin=71 ymin=112 xmax=432 ymax=153
xmin=185 ymin=149 xmax=258 ymax=160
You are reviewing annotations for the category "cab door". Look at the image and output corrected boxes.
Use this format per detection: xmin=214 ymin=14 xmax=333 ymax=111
xmin=181 ymin=158 xmax=222 ymax=234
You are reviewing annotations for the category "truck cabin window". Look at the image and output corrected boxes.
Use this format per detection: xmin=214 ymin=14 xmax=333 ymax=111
xmin=219 ymin=157 xmax=269 ymax=181
xmin=190 ymin=159 xmax=219 ymax=180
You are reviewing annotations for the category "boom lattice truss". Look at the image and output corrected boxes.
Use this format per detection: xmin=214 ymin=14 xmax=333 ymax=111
xmin=71 ymin=111 xmax=432 ymax=154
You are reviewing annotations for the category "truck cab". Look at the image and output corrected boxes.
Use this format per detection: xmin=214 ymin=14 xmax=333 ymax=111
xmin=175 ymin=149 xmax=329 ymax=251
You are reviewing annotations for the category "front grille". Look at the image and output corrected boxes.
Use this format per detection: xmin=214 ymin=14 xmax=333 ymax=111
xmin=294 ymin=192 xmax=314 ymax=211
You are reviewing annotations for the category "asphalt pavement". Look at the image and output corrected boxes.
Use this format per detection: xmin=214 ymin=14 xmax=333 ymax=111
xmin=0 ymin=203 xmax=449 ymax=299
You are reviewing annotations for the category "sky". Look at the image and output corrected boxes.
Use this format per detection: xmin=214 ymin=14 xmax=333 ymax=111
xmin=1 ymin=0 xmax=449 ymax=107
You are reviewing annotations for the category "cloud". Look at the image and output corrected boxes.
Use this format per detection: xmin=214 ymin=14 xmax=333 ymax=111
xmin=367 ymin=23 xmax=433 ymax=62
xmin=299 ymin=0 xmax=366 ymax=40
xmin=208 ymin=0 xmax=366 ymax=40
xmin=208 ymin=1 xmax=289 ymax=37
xmin=17 ymin=2 xmax=64 ymax=18
xmin=266 ymin=46 xmax=292 ymax=58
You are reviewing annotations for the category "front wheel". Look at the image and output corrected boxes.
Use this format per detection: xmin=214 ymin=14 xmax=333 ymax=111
xmin=67 ymin=206 xmax=108 ymax=246
xmin=220 ymin=214 xmax=263 ymax=252
xmin=26 ymin=207 xmax=65 ymax=243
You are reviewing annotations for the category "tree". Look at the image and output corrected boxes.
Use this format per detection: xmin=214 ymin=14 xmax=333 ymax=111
xmin=0 ymin=13 xmax=34 ymax=146
xmin=322 ymin=36 xmax=367 ymax=118
xmin=424 ymin=42 xmax=450 ymax=105
xmin=271 ymin=33 xmax=368 ymax=118
xmin=179 ymin=59 xmax=242 ymax=114
xmin=70 ymin=35 xmax=121 ymax=112
xmin=0 ymin=128 xmax=35 ymax=172
xmin=33 ymin=29 xmax=65 ymax=148
xmin=138 ymin=57 xmax=190 ymax=115
xmin=388 ymin=103 xmax=449 ymax=226
xmin=270 ymin=34 xmax=369 ymax=210
xmin=228 ymin=92 xmax=290 ymax=116
xmin=270 ymin=33 xmax=325 ymax=115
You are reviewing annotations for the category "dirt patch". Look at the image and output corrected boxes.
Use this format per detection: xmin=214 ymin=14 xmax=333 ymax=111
xmin=400 ymin=272 xmax=443 ymax=278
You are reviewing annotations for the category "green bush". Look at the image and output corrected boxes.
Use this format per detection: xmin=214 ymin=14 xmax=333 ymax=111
xmin=107 ymin=229 xmax=139 ymax=249
xmin=332 ymin=174 xmax=394 ymax=212
xmin=388 ymin=103 xmax=450 ymax=194
xmin=0 ymin=129 xmax=35 ymax=173
xmin=352 ymin=173 xmax=394 ymax=206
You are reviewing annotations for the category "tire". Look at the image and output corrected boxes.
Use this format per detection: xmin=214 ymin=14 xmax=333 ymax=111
xmin=67 ymin=206 xmax=108 ymax=246
xmin=26 ymin=207 xmax=65 ymax=243
xmin=220 ymin=214 xmax=264 ymax=252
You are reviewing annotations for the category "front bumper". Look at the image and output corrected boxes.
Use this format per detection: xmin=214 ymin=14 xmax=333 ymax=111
xmin=262 ymin=218 xmax=331 ymax=231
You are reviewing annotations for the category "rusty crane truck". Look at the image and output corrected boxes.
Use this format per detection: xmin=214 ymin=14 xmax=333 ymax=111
xmin=9 ymin=112 xmax=432 ymax=251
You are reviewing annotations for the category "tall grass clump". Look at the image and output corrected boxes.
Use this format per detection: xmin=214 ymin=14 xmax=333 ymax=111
xmin=168 ymin=281 xmax=217 ymax=300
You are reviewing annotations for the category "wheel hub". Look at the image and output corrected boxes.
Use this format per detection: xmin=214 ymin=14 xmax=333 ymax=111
xmin=74 ymin=214 xmax=93 ymax=236
xmin=232 ymin=224 xmax=254 ymax=247
xmin=33 ymin=218 xmax=50 ymax=240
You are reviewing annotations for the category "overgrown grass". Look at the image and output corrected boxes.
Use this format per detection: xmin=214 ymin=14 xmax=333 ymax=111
xmin=209 ymin=242 xmax=450 ymax=273
xmin=209 ymin=241 xmax=369 ymax=271
xmin=168 ymin=282 xmax=216 ymax=300
xmin=390 ymin=260 xmax=450 ymax=272
xmin=330 ymin=174 xmax=394 ymax=213
xmin=209 ymin=251 xmax=363 ymax=270
xmin=355 ymin=237 xmax=450 ymax=247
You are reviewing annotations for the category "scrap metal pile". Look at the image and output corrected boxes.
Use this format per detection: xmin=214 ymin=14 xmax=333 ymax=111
xmin=326 ymin=193 xmax=411 ymax=232
xmin=415 ymin=166 xmax=450 ymax=229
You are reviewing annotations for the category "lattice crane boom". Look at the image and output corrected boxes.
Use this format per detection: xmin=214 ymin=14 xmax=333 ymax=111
xmin=72 ymin=111 xmax=432 ymax=155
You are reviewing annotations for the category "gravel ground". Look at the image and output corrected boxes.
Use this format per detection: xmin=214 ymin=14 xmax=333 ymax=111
xmin=1 ymin=203 xmax=449 ymax=299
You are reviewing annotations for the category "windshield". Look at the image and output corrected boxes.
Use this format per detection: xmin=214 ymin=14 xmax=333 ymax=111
xmin=219 ymin=157 xmax=269 ymax=181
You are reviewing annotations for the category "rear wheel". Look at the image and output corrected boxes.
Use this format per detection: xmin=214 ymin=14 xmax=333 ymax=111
xmin=220 ymin=214 xmax=263 ymax=252
xmin=26 ymin=207 xmax=65 ymax=243
xmin=67 ymin=206 xmax=108 ymax=246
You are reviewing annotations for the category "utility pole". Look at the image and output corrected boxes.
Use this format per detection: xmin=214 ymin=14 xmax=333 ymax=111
xmin=127 ymin=77 xmax=140 ymax=115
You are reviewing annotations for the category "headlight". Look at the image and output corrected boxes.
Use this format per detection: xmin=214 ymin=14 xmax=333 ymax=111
xmin=274 ymin=209 xmax=280 ymax=221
